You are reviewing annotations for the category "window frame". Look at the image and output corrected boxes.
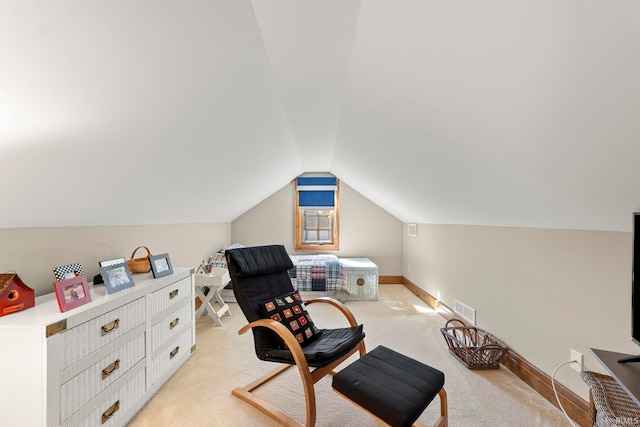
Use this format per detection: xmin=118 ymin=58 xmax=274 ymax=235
xmin=294 ymin=179 xmax=340 ymax=251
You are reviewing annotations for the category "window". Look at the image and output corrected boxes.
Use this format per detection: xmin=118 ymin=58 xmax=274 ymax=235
xmin=295 ymin=176 xmax=339 ymax=251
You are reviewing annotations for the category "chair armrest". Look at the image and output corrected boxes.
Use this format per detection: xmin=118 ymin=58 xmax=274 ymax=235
xmin=237 ymin=319 xmax=311 ymax=373
xmin=304 ymin=297 xmax=359 ymax=327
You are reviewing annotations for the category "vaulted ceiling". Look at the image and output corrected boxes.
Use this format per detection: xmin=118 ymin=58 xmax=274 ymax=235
xmin=1 ymin=1 xmax=639 ymax=231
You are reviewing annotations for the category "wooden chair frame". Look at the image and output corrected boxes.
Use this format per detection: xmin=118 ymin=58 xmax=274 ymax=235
xmin=333 ymin=387 xmax=448 ymax=427
xmin=232 ymin=297 xmax=366 ymax=427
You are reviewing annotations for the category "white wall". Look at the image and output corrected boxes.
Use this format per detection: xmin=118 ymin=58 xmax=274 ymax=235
xmin=0 ymin=223 xmax=230 ymax=296
xmin=403 ymin=222 xmax=637 ymax=399
xmin=231 ymin=180 xmax=402 ymax=275
xmin=0 ymin=176 xmax=402 ymax=299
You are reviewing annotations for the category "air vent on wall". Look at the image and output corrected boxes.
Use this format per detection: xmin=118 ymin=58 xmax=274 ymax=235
xmin=453 ymin=299 xmax=476 ymax=325
xmin=408 ymin=223 xmax=417 ymax=237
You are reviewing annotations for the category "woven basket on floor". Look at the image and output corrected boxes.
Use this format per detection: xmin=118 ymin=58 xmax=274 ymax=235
xmin=440 ymin=318 xmax=507 ymax=369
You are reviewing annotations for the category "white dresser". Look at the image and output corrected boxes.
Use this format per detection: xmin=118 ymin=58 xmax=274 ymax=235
xmin=0 ymin=267 xmax=195 ymax=427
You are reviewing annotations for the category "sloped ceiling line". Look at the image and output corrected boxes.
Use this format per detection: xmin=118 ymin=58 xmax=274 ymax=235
xmin=252 ymin=0 xmax=362 ymax=173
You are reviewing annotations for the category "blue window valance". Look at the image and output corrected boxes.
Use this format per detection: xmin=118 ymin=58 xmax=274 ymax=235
xmin=296 ymin=177 xmax=337 ymax=209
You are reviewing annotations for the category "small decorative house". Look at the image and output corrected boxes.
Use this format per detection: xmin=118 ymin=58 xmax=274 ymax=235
xmin=0 ymin=273 xmax=35 ymax=317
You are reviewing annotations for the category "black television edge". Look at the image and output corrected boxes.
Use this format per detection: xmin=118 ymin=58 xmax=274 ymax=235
xmin=619 ymin=212 xmax=640 ymax=363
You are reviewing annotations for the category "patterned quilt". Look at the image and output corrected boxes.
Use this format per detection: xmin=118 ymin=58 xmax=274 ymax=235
xmin=207 ymin=250 xmax=346 ymax=293
xmin=288 ymin=254 xmax=345 ymax=292
xmin=208 ymin=251 xmax=229 ymax=269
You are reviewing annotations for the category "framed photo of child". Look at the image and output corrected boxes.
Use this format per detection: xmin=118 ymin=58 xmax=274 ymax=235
xmin=54 ymin=274 xmax=91 ymax=312
xmin=100 ymin=263 xmax=135 ymax=294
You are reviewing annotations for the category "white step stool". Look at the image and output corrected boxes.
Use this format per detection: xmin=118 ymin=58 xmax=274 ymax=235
xmin=194 ymin=266 xmax=231 ymax=326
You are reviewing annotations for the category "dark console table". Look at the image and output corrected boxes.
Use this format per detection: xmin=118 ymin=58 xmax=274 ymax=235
xmin=591 ymin=348 xmax=640 ymax=407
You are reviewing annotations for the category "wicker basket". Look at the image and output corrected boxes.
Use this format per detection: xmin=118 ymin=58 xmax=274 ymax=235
xmin=581 ymin=370 xmax=640 ymax=427
xmin=126 ymin=246 xmax=152 ymax=274
xmin=440 ymin=318 xmax=507 ymax=369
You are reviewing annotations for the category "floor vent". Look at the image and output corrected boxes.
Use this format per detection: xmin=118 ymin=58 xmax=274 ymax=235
xmin=453 ymin=299 xmax=476 ymax=325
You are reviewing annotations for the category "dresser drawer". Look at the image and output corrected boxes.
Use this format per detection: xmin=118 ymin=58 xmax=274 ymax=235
xmin=60 ymin=329 xmax=145 ymax=421
xmin=62 ymin=298 xmax=145 ymax=367
xmin=151 ymin=299 xmax=192 ymax=353
xmin=62 ymin=360 xmax=145 ymax=427
xmin=148 ymin=277 xmax=191 ymax=317
xmin=148 ymin=329 xmax=192 ymax=385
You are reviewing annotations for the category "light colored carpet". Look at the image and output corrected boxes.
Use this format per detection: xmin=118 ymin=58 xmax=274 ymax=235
xmin=128 ymin=285 xmax=574 ymax=426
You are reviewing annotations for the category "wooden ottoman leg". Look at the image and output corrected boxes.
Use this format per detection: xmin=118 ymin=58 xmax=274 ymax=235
xmin=434 ymin=388 xmax=448 ymax=427
xmin=412 ymin=388 xmax=447 ymax=427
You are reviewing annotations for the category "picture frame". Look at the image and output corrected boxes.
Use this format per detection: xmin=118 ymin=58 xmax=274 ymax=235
xmin=53 ymin=263 xmax=85 ymax=282
xmin=99 ymin=257 xmax=126 ymax=268
xmin=149 ymin=253 xmax=173 ymax=278
xmin=54 ymin=274 xmax=91 ymax=312
xmin=100 ymin=263 xmax=135 ymax=294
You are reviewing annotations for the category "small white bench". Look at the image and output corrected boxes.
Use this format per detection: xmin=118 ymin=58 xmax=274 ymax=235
xmin=194 ymin=267 xmax=231 ymax=326
xmin=340 ymin=258 xmax=379 ymax=301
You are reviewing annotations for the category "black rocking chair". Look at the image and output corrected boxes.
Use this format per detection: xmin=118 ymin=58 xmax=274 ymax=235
xmin=225 ymin=244 xmax=366 ymax=427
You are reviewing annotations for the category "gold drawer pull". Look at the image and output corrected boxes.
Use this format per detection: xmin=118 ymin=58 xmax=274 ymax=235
xmin=102 ymin=359 xmax=121 ymax=380
xmin=170 ymin=317 xmax=180 ymax=329
xmin=101 ymin=400 xmax=120 ymax=424
xmin=101 ymin=319 xmax=120 ymax=336
xmin=170 ymin=346 xmax=180 ymax=359
xmin=169 ymin=289 xmax=179 ymax=299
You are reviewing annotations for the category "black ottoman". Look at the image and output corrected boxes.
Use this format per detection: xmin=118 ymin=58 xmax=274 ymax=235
xmin=332 ymin=345 xmax=447 ymax=427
